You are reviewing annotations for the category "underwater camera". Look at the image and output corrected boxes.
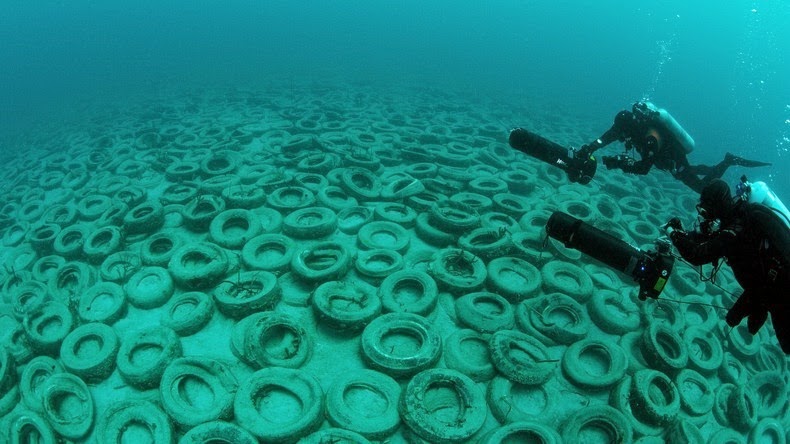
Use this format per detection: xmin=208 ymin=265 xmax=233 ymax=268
xmin=508 ymin=128 xmax=597 ymax=185
xmin=546 ymin=211 xmax=675 ymax=300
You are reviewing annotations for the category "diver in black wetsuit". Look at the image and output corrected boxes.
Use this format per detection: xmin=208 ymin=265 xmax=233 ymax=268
xmin=577 ymin=101 xmax=771 ymax=193
xmin=664 ymin=179 xmax=790 ymax=353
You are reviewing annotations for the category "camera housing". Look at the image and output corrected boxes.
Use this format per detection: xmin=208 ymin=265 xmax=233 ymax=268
xmin=546 ymin=211 xmax=674 ymax=300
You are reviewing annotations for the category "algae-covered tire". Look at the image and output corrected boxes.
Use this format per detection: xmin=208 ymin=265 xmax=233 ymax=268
xmin=22 ymin=301 xmax=74 ymax=355
xmin=59 ymin=322 xmax=119 ymax=383
xmin=378 ymin=269 xmax=438 ymax=316
xmin=727 ymin=384 xmax=759 ymax=432
xmin=748 ymin=371 xmax=788 ymax=418
xmin=125 ymin=266 xmax=174 ymax=309
xmin=540 ymin=260 xmax=594 ymax=303
xmin=160 ymin=291 xmax=214 ymax=336
xmin=489 ymin=330 xmax=553 ymax=385
xmin=209 ymin=208 xmax=262 ymax=248
xmin=82 ymin=225 xmax=123 ymax=263
xmin=587 ymin=288 xmax=641 ymax=335
xmin=486 ymin=256 xmax=541 ymax=303
xmin=77 ymin=282 xmax=127 ymax=325
xmin=19 ymin=356 xmax=63 ymax=413
xmin=160 ymin=358 xmax=238 ymax=428
xmin=99 ymin=251 xmax=142 ymax=283
xmin=608 ymin=376 xmax=663 ymax=437
xmin=630 ymin=369 xmax=680 ymax=426
xmin=713 ymin=383 xmax=737 ymax=427
xmin=312 ymin=281 xmax=381 ymax=332
xmin=675 ymin=368 xmax=715 ymax=417
xmin=244 ymin=312 xmax=313 ymax=369
xmin=41 ymin=373 xmax=94 ymax=440
xmin=123 ymin=200 xmax=165 ymax=235
xmin=282 ymin=206 xmax=338 ymax=239
xmin=429 ymin=248 xmax=487 ymax=295
xmin=454 ymin=291 xmax=515 ymax=334
xmin=212 ymin=270 xmax=280 ymax=319
xmin=97 ymin=399 xmax=173 ymax=444
xmin=117 ymin=326 xmax=182 ymax=389
xmin=3 ymin=409 xmax=58 ymax=444
xmin=357 ymin=220 xmax=411 ymax=253
xmin=429 ymin=199 xmax=481 ymax=233
xmin=561 ymin=338 xmax=628 ymax=390
xmin=0 ymin=349 xmax=18 ymax=417
xmin=458 ymin=227 xmax=513 ymax=261
xmin=374 ymin=202 xmax=417 ymax=227
xmin=665 ymin=419 xmax=705 ymax=444
xmin=291 ymin=241 xmax=353 ymax=282
xmin=325 ymin=369 xmax=401 ymax=439
xmin=415 ymin=211 xmax=455 ymax=247
xmin=683 ymin=326 xmax=723 ymax=375
xmin=523 ymin=293 xmax=591 ymax=346
xmin=298 ymin=428 xmax=371 ymax=444
xmin=241 ymin=233 xmax=295 ymax=275
xmin=355 ymin=248 xmax=404 ymax=282
xmin=443 ymin=329 xmax=495 ymax=382
xmin=749 ymin=418 xmax=786 ymax=444
xmin=487 ymin=375 xmax=552 ymax=424
xmin=477 ymin=421 xmax=561 ymax=444
xmin=400 ymin=368 xmax=486 ymax=443
xmin=361 ymin=312 xmax=441 ymax=378
xmin=708 ymin=428 xmax=746 ymax=444
xmin=337 ymin=206 xmax=374 ymax=234
xmin=641 ymin=321 xmax=688 ymax=375
xmin=234 ymin=367 xmax=324 ymax=443
xmin=230 ymin=312 xmax=270 ymax=365
xmin=560 ymin=405 xmax=633 ymax=444
xmin=179 ymin=421 xmax=258 ymax=444
xmin=168 ymin=242 xmax=230 ymax=290
xmin=139 ymin=231 xmax=184 ymax=267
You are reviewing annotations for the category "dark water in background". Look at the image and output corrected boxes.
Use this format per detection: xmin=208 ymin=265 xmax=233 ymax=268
xmin=2 ymin=0 xmax=788 ymax=198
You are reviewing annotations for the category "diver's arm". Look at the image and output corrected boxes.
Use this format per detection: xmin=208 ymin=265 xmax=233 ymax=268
xmin=578 ymin=110 xmax=635 ymax=156
xmin=669 ymin=229 xmax=735 ymax=266
xmin=602 ymin=155 xmax=653 ymax=175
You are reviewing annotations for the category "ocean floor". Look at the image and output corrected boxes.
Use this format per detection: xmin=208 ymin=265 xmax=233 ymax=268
xmin=0 ymin=83 xmax=787 ymax=443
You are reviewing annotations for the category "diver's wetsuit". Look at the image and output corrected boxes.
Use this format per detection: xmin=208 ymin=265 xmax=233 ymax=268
xmin=669 ymin=201 xmax=790 ymax=353
xmin=582 ymin=103 xmax=755 ymax=193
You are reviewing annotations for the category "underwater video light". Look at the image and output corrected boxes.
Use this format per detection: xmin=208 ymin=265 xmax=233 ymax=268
xmin=545 ymin=211 xmax=674 ymax=300
xmin=508 ymin=128 xmax=597 ymax=185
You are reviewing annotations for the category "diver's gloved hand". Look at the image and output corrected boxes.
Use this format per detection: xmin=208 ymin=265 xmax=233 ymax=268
xmin=602 ymin=154 xmax=635 ymax=170
xmin=662 ymin=217 xmax=683 ymax=236
xmin=726 ymin=292 xmax=769 ymax=335
xmin=575 ymin=144 xmax=592 ymax=160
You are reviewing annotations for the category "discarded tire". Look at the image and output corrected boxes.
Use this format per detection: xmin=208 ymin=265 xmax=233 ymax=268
xmin=325 ymin=369 xmax=402 ymax=439
xmin=59 ymin=322 xmax=119 ymax=383
xmin=361 ymin=313 xmax=442 ymax=378
xmin=400 ymin=368 xmax=486 ymax=443
xmin=117 ymin=326 xmax=182 ymax=389
xmin=312 ymin=281 xmax=381 ymax=332
xmin=160 ymin=357 xmax=238 ymax=428
xmin=234 ymin=367 xmax=324 ymax=443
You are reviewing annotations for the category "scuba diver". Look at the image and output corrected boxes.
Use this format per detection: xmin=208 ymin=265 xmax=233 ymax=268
xmin=508 ymin=101 xmax=771 ymax=191
xmin=575 ymin=101 xmax=771 ymax=193
xmin=663 ymin=178 xmax=790 ymax=353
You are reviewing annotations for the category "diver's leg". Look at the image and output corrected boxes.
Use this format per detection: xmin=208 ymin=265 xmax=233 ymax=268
xmin=674 ymin=168 xmax=705 ymax=193
xmin=724 ymin=152 xmax=772 ymax=168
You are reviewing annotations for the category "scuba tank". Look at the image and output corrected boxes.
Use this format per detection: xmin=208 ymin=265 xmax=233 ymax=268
xmin=736 ymin=175 xmax=790 ymax=229
xmin=637 ymin=102 xmax=696 ymax=154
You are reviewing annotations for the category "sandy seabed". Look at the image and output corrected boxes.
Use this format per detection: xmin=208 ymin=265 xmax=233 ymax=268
xmin=0 ymin=82 xmax=787 ymax=443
